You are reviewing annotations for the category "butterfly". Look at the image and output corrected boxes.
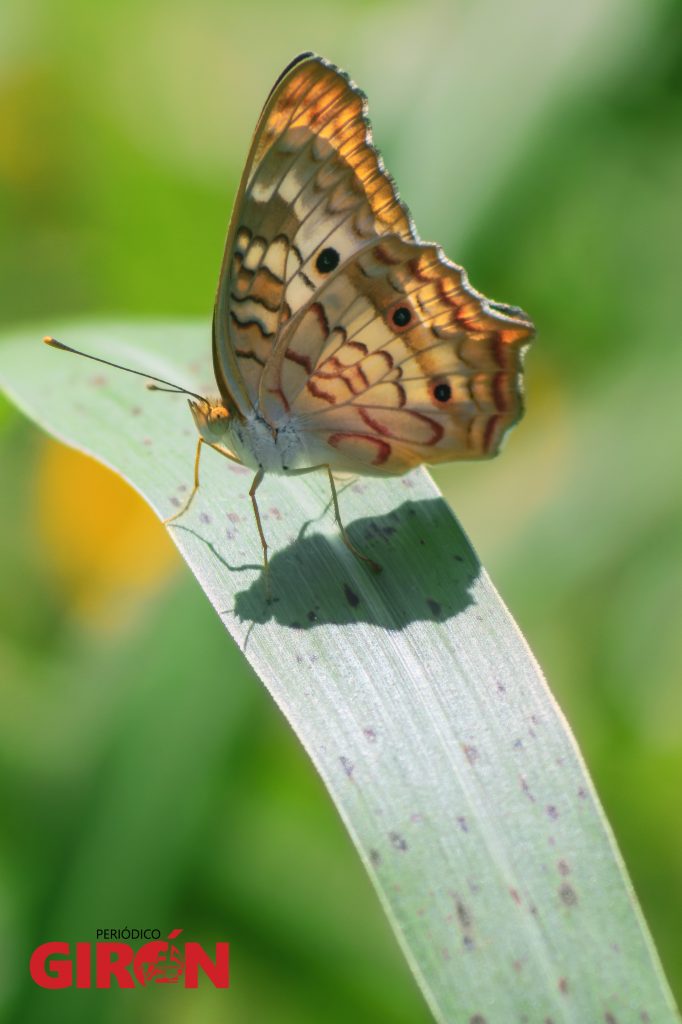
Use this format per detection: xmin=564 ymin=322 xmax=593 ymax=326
xmin=46 ymin=52 xmax=534 ymax=588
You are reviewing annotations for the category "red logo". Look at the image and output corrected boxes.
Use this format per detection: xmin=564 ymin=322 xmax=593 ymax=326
xmin=29 ymin=930 xmax=229 ymax=989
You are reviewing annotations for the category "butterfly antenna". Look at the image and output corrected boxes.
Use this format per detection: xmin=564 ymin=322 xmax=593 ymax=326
xmin=43 ymin=336 xmax=208 ymax=404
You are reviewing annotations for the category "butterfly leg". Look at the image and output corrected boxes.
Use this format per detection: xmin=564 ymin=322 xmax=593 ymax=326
xmin=249 ymin=468 xmax=271 ymax=596
xmin=164 ymin=437 xmax=205 ymax=525
xmin=326 ymin=466 xmax=381 ymax=574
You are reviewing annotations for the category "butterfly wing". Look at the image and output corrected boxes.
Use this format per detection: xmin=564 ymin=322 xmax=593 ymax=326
xmin=213 ymin=53 xmax=415 ymax=416
xmin=262 ymin=234 xmax=534 ymax=473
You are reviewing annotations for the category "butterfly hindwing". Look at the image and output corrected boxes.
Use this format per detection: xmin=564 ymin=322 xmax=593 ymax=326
xmin=261 ymin=234 xmax=533 ymax=473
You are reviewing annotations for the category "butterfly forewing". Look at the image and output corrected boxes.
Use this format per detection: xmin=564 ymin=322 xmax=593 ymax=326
xmin=213 ymin=54 xmax=414 ymax=413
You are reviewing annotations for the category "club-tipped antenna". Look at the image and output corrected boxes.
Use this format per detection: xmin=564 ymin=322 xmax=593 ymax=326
xmin=43 ymin=336 xmax=207 ymax=403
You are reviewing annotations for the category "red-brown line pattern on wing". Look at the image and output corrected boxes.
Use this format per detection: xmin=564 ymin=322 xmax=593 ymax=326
xmin=328 ymin=432 xmax=392 ymax=466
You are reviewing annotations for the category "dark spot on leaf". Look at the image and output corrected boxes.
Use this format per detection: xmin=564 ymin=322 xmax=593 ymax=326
xmin=389 ymin=831 xmax=407 ymax=851
xmin=340 ymin=756 xmax=353 ymax=778
xmin=456 ymin=899 xmax=472 ymax=930
xmin=307 ymin=609 xmax=318 ymax=622
xmin=343 ymin=583 xmax=360 ymax=607
xmin=369 ymin=848 xmax=381 ymax=866
xmin=605 ymin=1015 xmax=618 ymax=1024
xmin=577 ymin=787 xmax=587 ymax=799
xmin=558 ymin=859 xmax=570 ymax=876
xmin=427 ymin=597 xmax=442 ymax=616
xmin=520 ymin=776 xmax=535 ymax=801
xmin=457 ymin=816 xmax=468 ymax=832
xmin=463 ymin=935 xmax=475 ymax=950
xmin=290 ymin=621 xmax=302 ymax=629
xmin=558 ymin=977 xmax=568 ymax=994
xmin=470 ymin=1016 xmax=487 ymax=1024
xmin=559 ymin=882 xmax=577 ymax=906
xmin=170 ymin=496 xmax=181 ymax=507
xmin=509 ymin=888 xmax=521 ymax=905
xmin=462 ymin=744 xmax=478 ymax=765
xmin=131 ymin=406 xmax=142 ymax=416
xmin=547 ymin=805 xmax=559 ymax=820
xmin=363 ymin=727 xmax=376 ymax=742
xmin=200 ymin=512 xmax=211 ymax=524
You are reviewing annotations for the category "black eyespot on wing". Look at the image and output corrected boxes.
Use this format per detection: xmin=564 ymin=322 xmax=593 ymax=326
xmin=434 ymin=383 xmax=452 ymax=403
xmin=316 ymin=247 xmax=340 ymax=274
xmin=392 ymin=306 xmax=411 ymax=328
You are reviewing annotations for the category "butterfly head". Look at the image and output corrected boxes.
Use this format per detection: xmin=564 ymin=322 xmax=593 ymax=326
xmin=189 ymin=398 xmax=231 ymax=442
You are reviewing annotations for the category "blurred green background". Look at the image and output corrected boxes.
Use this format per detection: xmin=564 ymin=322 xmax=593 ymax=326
xmin=1 ymin=0 xmax=681 ymax=1021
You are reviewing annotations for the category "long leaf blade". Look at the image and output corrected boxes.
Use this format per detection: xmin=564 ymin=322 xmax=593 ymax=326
xmin=1 ymin=321 xmax=677 ymax=1022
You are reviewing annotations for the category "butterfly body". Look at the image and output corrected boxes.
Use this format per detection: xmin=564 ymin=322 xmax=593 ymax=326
xmin=187 ymin=53 xmax=534 ymax=582
xmin=191 ymin=398 xmax=328 ymax=475
xmin=46 ymin=53 xmax=535 ymax=589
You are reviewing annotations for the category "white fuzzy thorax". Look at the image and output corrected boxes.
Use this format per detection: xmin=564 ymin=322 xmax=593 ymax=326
xmin=228 ymin=411 xmax=329 ymax=475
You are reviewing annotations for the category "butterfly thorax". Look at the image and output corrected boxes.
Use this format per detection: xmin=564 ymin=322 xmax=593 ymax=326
xmin=229 ymin=410 xmax=324 ymax=475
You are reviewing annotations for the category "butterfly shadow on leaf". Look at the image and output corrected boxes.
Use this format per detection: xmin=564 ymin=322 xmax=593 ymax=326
xmin=231 ymin=497 xmax=480 ymax=631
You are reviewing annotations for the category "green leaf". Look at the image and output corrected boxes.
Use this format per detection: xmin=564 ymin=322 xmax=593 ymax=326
xmin=1 ymin=321 xmax=677 ymax=1023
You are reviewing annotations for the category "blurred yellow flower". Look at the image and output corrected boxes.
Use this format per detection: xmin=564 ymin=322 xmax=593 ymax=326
xmin=34 ymin=439 xmax=179 ymax=628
